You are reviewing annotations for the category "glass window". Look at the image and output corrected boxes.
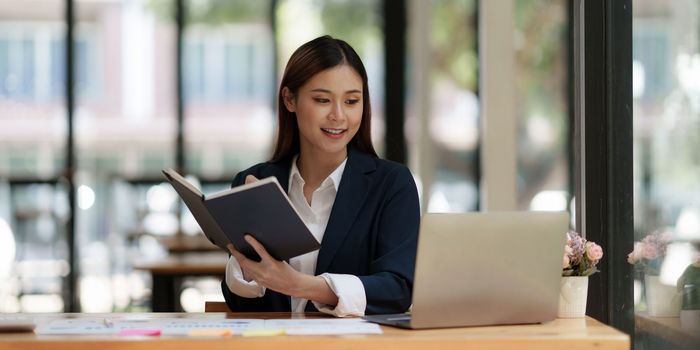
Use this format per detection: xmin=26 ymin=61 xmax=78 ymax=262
xmin=0 ymin=0 xmax=68 ymax=313
xmin=183 ymin=0 xmax=275 ymax=179
xmin=514 ymin=0 xmax=570 ymax=212
xmin=73 ymin=0 xmax=178 ymax=312
xmin=0 ymin=1 xmax=66 ymax=179
xmin=412 ymin=0 xmax=479 ymax=213
xmin=633 ymin=0 xmax=700 ymax=347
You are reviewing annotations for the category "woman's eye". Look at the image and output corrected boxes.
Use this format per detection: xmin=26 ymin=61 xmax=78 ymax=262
xmin=346 ymin=99 xmax=360 ymax=105
xmin=314 ymin=98 xmax=330 ymax=104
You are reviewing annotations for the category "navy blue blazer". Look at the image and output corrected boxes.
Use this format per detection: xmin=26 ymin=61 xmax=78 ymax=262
xmin=221 ymin=147 xmax=420 ymax=315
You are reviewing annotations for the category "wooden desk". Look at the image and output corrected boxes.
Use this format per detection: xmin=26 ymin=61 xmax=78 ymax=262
xmin=0 ymin=313 xmax=629 ymax=350
xmin=133 ymin=253 xmax=228 ymax=312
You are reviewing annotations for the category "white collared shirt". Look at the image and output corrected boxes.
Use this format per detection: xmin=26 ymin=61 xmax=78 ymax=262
xmin=225 ymin=156 xmax=367 ymax=317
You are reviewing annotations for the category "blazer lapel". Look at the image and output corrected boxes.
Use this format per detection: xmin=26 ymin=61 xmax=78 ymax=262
xmin=314 ymin=148 xmax=376 ymax=275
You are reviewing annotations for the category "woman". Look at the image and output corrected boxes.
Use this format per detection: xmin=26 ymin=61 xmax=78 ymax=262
xmin=221 ymin=35 xmax=419 ymax=317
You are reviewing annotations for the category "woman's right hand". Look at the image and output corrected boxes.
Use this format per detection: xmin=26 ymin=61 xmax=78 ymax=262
xmin=227 ymin=235 xmax=311 ymax=299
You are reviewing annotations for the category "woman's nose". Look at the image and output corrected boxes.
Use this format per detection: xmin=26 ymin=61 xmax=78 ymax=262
xmin=329 ymin=102 xmax=344 ymax=121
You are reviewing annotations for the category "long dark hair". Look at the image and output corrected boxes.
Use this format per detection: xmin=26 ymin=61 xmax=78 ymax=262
xmin=269 ymin=35 xmax=377 ymax=162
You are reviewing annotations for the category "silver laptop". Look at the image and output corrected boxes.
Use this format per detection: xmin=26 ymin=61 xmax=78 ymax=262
xmin=363 ymin=211 xmax=568 ymax=329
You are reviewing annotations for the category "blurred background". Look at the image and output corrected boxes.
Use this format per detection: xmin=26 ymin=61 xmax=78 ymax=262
xmin=0 ymin=1 xmax=697 ymax=348
xmin=0 ymin=0 xmax=571 ymax=314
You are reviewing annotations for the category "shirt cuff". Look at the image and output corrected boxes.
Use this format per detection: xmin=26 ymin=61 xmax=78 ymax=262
xmin=312 ymin=273 xmax=366 ymax=317
xmin=225 ymin=255 xmax=266 ymax=298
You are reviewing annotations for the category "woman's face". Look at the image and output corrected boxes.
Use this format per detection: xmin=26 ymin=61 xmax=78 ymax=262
xmin=283 ymin=64 xmax=363 ymax=160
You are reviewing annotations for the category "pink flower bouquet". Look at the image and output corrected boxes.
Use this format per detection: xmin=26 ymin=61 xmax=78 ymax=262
xmin=627 ymin=229 xmax=672 ymax=275
xmin=562 ymin=230 xmax=604 ymax=277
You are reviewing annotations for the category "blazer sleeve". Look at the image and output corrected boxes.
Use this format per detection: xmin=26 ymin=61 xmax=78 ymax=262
xmin=358 ymin=166 xmax=420 ymax=314
xmin=230 ymin=171 xmax=245 ymax=188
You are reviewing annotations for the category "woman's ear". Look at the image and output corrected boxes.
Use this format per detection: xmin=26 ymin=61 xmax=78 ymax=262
xmin=282 ymin=87 xmax=296 ymax=113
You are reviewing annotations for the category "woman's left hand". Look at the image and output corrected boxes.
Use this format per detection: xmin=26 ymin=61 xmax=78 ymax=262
xmin=229 ymin=235 xmax=304 ymax=296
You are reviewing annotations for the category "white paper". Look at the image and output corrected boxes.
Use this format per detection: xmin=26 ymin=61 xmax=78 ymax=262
xmin=35 ymin=318 xmax=114 ymax=335
xmin=34 ymin=317 xmax=382 ymax=336
xmin=34 ymin=318 xmax=264 ymax=335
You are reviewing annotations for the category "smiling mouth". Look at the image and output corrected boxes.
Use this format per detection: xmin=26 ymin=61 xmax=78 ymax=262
xmin=321 ymin=128 xmax=346 ymax=135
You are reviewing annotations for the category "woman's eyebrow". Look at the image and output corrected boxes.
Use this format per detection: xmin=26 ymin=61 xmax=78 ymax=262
xmin=310 ymin=88 xmax=362 ymax=94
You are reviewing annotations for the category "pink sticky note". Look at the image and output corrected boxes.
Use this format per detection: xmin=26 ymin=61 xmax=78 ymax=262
xmin=118 ymin=329 xmax=161 ymax=337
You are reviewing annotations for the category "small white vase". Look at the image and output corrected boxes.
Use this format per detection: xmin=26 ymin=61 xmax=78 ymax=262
xmin=558 ymin=276 xmax=588 ymax=318
xmin=645 ymin=275 xmax=681 ymax=317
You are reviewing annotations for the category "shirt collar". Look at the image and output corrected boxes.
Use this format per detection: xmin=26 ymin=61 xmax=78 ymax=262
xmin=289 ymin=154 xmax=347 ymax=192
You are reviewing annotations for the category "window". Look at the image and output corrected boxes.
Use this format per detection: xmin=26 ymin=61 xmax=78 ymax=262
xmin=408 ymin=0 xmax=479 ymax=213
xmin=0 ymin=0 xmax=67 ymax=312
xmin=72 ymin=0 xmax=178 ymax=312
xmin=183 ymin=28 xmax=272 ymax=102
xmin=632 ymin=0 xmax=700 ymax=346
xmin=514 ymin=0 xmax=570 ymax=212
xmin=184 ymin=0 xmax=275 ymax=179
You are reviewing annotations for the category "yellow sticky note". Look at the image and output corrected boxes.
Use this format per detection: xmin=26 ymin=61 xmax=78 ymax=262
xmin=187 ymin=328 xmax=233 ymax=337
xmin=241 ymin=328 xmax=286 ymax=337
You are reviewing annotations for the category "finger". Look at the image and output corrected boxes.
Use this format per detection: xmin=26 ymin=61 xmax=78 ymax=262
xmin=245 ymin=175 xmax=259 ymax=184
xmin=228 ymin=243 xmax=249 ymax=264
xmin=232 ymin=250 xmax=258 ymax=280
xmin=244 ymin=234 xmax=272 ymax=261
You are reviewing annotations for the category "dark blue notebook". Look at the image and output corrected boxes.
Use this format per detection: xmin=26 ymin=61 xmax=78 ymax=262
xmin=162 ymin=169 xmax=320 ymax=261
